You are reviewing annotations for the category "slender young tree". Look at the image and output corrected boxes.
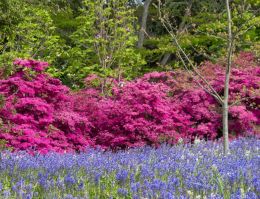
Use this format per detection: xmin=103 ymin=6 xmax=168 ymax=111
xmin=158 ymin=0 xmax=234 ymax=154
xmin=223 ymin=0 xmax=233 ymax=154
xmin=137 ymin=0 xmax=153 ymax=48
xmin=71 ymin=0 xmax=142 ymax=93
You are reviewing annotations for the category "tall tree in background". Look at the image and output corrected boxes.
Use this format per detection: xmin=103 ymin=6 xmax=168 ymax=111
xmin=138 ymin=0 xmax=153 ymax=48
xmin=160 ymin=0 xmax=193 ymax=66
xmin=69 ymin=0 xmax=145 ymax=91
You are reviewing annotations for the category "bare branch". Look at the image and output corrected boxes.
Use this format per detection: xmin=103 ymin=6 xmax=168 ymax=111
xmin=138 ymin=0 xmax=153 ymax=48
xmin=230 ymin=96 xmax=252 ymax=107
xmin=31 ymin=38 xmax=47 ymax=58
xmin=194 ymin=30 xmax=227 ymax=41
xmin=0 ymin=44 xmax=8 ymax=54
xmin=176 ymin=51 xmax=223 ymax=104
xmin=157 ymin=0 xmax=223 ymax=104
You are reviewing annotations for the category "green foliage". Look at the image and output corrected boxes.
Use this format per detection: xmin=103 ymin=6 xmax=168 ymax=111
xmin=0 ymin=94 xmax=4 ymax=110
xmin=193 ymin=0 xmax=260 ymax=56
xmin=139 ymin=0 xmax=260 ymax=69
xmin=51 ymin=0 xmax=146 ymax=89
xmin=0 ymin=0 xmax=259 ymax=88
xmin=0 ymin=139 xmax=12 ymax=151
xmin=0 ymin=0 xmax=64 ymax=77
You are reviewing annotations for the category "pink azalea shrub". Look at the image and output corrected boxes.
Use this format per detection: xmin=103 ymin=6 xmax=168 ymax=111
xmin=76 ymin=79 xmax=193 ymax=149
xmin=199 ymin=52 xmax=259 ymax=133
xmin=0 ymin=59 xmax=93 ymax=153
xmin=0 ymin=52 xmax=259 ymax=152
xmin=74 ymin=52 xmax=259 ymax=149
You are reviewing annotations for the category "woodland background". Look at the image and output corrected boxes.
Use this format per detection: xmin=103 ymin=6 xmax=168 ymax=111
xmin=1 ymin=0 xmax=259 ymax=88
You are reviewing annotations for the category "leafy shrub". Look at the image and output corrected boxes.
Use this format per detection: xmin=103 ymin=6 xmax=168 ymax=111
xmin=0 ymin=52 xmax=259 ymax=152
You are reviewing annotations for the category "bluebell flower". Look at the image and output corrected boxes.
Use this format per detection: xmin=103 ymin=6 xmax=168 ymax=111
xmin=22 ymin=193 xmax=33 ymax=199
xmin=64 ymin=194 xmax=74 ymax=199
xmin=245 ymin=191 xmax=258 ymax=199
xmin=3 ymin=190 xmax=11 ymax=199
xmin=179 ymin=194 xmax=190 ymax=199
xmin=25 ymin=183 xmax=33 ymax=192
xmin=160 ymin=190 xmax=176 ymax=199
xmin=130 ymin=173 xmax=135 ymax=183
xmin=167 ymin=176 xmax=179 ymax=190
xmin=131 ymin=182 xmax=141 ymax=193
xmin=230 ymin=189 xmax=242 ymax=199
xmin=78 ymin=181 xmax=84 ymax=190
xmin=12 ymin=184 xmax=18 ymax=193
xmin=149 ymin=178 xmax=167 ymax=192
xmin=38 ymin=172 xmax=49 ymax=190
xmin=132 ymin=195 xmax=140 ymax=199
xmin=117 ymin=188 xmax=128 ymax=197
xmin=64 ymin=174 xmax=76 ymax=186
xmin=116 ymin=169 xmax=128 ymax=185
xmin=140 ymin=166 xmax=154 ymax=179
xmin=56 ymin=177 xmax=65 ymax=190
xmin=252 ymin=177 xmax=260 ymax=192
xmin=94 ymin=172 xmax=101 ymax=185
xmin=208 ymin=193 xmax=224 ymax=199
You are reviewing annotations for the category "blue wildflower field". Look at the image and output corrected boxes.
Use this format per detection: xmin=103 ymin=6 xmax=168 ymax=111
xmin=0 ymin=138 xmax=259 ymax=199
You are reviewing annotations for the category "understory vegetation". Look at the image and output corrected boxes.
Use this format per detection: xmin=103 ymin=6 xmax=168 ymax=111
xmin=0 ymin=53 xmax=259 ymax=153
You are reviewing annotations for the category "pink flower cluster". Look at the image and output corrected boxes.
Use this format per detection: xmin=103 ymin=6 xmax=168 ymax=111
xmin=0 ymin=53 xmax=259 ymax=153
xmin=13 ymin=59 xmax=49 ymax=72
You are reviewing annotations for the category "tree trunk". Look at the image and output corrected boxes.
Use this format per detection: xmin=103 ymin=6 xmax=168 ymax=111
xmin=160 ymin=0 xmax=192 ymax=66
xmin=223 ymin=0 xmax=233 ymax=155
xmin=160 ymin=53 xmax=171 ymax=66
xmin=137 ymin=0 xmax=152 ymax=49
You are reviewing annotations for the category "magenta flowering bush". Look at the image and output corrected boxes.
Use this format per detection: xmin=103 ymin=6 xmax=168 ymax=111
xmin=76 ymin=52 xmax=259 ymax=148
xmin=199 ymin=53 xmax=259 ymax=134
xmin=0 ymin=52 xmax=259 ymax=152
xmin=0 ymin=59 xmax=93 ymax=153
xmin=78 ymin=80 xmax=193 ymax=149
